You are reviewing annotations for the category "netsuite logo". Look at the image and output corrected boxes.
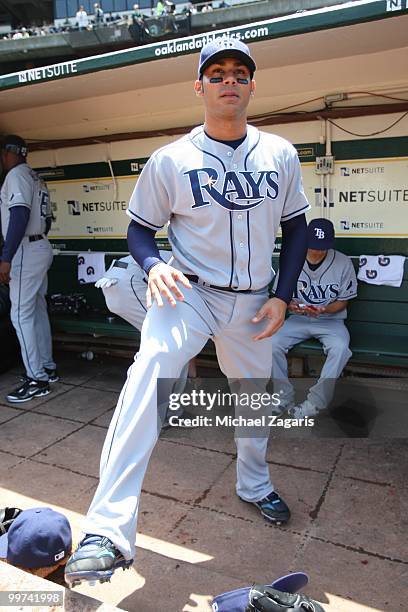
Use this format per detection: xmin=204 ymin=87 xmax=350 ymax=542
xmin=340 ymin=166 xmax=384 ymax=176
xmin=67 ymin=200 xmax=81 ymax=216
xmin=314 ymin=187 xmax=334 ymax=208
xmin=340 ymin=219 xmax=384 ymax=230
xmin=82 ymin=183 xmax=110 ymax=193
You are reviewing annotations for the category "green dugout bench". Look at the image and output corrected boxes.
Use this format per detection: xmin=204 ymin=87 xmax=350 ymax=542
xmin=48 ymin=253 xmax=408 ymax=370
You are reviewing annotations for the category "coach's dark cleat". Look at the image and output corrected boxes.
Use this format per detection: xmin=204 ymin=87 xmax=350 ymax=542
xmin=6 ymin=379 xmax=50 ymax=403
xmin=64 ymin=535 xmax=133 ymax=587
xmin=240 ymin=491 xmax=291 ymax=525
xmin=45 ymin=368 xmax=60 ymax=383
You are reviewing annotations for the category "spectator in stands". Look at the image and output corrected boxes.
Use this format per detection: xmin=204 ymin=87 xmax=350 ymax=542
xmin=183 ymin=2 xmax=197 ymax=14
xmin=94 ymin=3 xmax=105 ymax=27
xmin=76 ymin=5 xmax=89 ymax=30
xmin=201 ymin=2 xmax=213 ymax=12
xmin=131 ymin=4 xmax=143 ymax=25
xmin=156 ymin=0 xmax=165 ymax=16
xmin=164 ymin=0 xmax=176 ymax=14
xmin=271 ymin=218 xmax=358 ymax=418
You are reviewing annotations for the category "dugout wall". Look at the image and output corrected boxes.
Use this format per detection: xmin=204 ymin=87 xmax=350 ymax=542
xmin=0 ymin=0 xmax=407 ymax=359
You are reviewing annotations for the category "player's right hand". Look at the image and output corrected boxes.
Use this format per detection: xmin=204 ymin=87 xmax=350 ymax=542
xmin=147 ymin=262 xmax=192 ymax=308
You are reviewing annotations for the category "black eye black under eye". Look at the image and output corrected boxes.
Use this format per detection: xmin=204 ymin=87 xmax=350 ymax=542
xmin=237 ymin=78 xmax=249 ymax=84
xmin=209 ymin=77 xmax=223 ymax=83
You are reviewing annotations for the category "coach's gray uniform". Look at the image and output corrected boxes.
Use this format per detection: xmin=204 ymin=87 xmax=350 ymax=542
xmin=82 ymin=125 xmax=310 ymax=559
xmin=0 ymin=163 xmax=55 ymax=381
xmin=272 ymin=249 xmax=357 ymax=410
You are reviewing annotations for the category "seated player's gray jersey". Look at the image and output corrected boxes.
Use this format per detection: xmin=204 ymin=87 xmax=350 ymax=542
xmin=0 ymin=163 xmax=50 ymax=238
xmin=273 ymin=249 xmax=357 ymax=319
xmin=127 ymin=125 xmax=310 ymax=292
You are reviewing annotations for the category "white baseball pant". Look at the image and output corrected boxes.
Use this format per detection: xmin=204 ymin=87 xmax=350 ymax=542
xmin=83 ymin=283 xmax=275 ymax=559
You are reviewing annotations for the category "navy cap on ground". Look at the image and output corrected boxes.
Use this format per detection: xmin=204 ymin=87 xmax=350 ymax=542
xmin=198 ymin=38 xmax=256 ymax=79
xmin=307 ymin=218 xmax=335 ymax=250
xmin=0 ymin=507 xmax=72 ymax=569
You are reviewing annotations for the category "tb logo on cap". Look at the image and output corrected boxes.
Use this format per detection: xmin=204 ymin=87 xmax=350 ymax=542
xmin=314 ymin=228 xmax=325 ymax=239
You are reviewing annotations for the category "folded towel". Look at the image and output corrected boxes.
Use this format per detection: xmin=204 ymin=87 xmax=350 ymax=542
xmin=357 ymin=255 xmax=405 ymax=287
xmin=77 ymin=252 xmax=106 ymax=284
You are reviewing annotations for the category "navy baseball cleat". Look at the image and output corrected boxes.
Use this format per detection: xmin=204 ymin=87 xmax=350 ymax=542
xmin=64 ymin=535 xmax=133 ymax=587
xmin=6 ymin=379 xmax=50 ymax=403
xmin=45 ymin=368 xmax=60 ymax=383
xmin=240 ymin=491 xmax=291 ymax=525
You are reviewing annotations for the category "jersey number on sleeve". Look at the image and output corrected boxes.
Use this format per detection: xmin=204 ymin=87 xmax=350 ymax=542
xmin=40 ymin=190 xmax=50 ymax=218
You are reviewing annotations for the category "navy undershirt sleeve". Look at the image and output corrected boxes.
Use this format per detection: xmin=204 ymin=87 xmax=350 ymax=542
xmin=1 ymin=206 xmax=30 ymax=263
xmin=127 ymin=220 xmax=163 ymax=274
xmin=274 ymin=213 xmax=307 ymax=304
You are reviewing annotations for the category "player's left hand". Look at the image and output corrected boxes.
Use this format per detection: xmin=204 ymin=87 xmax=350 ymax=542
xmin=0 ymin=261 xmax=11 ymax=284
xmin=252 ymin=297 xmax=287 ymax=340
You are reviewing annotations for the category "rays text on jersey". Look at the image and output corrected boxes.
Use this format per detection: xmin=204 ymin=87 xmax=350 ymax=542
xmin=294 ymin=281 xmax=340 ymax=304
xmin=185 ymin=168 xmax=279 ymax=211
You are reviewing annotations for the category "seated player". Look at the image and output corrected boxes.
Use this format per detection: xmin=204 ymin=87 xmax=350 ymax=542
xmin=272 ymin=218 xmax=357 ymax=418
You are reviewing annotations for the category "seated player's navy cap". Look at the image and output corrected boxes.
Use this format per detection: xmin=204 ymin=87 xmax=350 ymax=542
xmin=198 ymin=38 xmax=256 ymax=79
xmin=0 ymin=134 xmax=28 ymax=157
xmin=0 ymin=507 xmax=72 ymax=569
xmin=307 ymin=218 xmax=335 ymax=250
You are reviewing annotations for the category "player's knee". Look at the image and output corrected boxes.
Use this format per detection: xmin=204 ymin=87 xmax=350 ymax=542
xmin=139 ymin=339 xmax=187 ymax=372
xmin=271 ymin=335 xmax=287 ymax=354
xmin=326 ymin=339 xmax=351 ymax=359
xmin=10 ymin=305 xmax=33 ymax=325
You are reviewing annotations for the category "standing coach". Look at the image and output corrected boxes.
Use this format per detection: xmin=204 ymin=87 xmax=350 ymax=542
xmin=0 ymin=135 xmax=57 ymax=402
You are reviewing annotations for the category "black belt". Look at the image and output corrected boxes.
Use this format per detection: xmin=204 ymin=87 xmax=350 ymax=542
xmin=185 ymin=275 xmax=253 ymax=294
xmin=28 ymin=234 xmax=44 ymax=242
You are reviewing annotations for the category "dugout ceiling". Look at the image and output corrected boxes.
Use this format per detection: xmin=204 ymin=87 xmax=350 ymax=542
xmin=0 ymin=0 xmax=407 ymax=143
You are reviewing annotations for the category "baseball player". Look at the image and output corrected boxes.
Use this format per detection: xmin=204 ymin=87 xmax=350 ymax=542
xmin=0 ymin=135 xmax=57 ymax=403
xmin=95 ymin=249 xmax=192 ymax=424
xmin=272 ymin=218 xmax=357 ymax=418
xmin=65 ymin=38 xmax=310 ymax=586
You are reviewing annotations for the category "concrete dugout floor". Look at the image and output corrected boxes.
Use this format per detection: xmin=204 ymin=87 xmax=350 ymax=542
xmin=0 ymin=352 xmax=407 ymax=611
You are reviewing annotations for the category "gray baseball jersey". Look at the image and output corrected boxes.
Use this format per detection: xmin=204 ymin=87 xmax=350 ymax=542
xmin=127 ymin=125 xmax=310 ymax=290
xmin=0 ymin=163 xmax=50 ymax=239
xmin=273 ymin=249 xmax=357 ymax=319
